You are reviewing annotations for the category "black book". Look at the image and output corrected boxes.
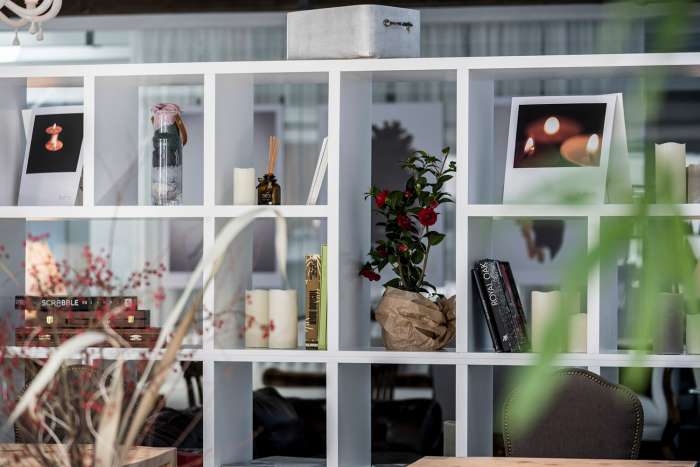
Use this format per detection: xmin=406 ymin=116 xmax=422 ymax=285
xmin=497 ymin=261 xmax=528 ymax=352
xmin=473 ymin=260 xmax=514 ymax=352
xmin=471 ymin=268 xmax=504 ymax=352
xmin=500 ymin=261 xmax=530 ymax=351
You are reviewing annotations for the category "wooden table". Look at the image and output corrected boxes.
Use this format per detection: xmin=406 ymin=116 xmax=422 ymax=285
xmin=410 ymin=457 xmax=696 ymax=467
xmin=0 ymin=444 xmax=176 ymax=467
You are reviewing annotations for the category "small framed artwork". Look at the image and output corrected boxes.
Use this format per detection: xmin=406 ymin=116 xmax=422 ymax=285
xmin=18 ymin=106 xmax=84 ymax=206
xmin=503 ymin=94 xmax=631 ymax=204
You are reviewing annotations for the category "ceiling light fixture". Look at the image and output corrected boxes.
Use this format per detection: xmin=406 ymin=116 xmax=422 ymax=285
xmin=0 ymin=0 xmax=62 ymax=45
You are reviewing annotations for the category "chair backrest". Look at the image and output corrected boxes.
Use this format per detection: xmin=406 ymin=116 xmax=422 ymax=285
xmin=503 ymin=368 xmax=644 ymax=459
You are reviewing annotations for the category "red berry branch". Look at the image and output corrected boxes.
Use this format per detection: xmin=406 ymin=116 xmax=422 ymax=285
xmin=359 ymin=147 xmax=455 ymax=297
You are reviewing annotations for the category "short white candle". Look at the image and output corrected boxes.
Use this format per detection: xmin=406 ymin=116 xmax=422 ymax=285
xmin=268 ymin=289 xmax=298 ymax=349
xmin=655 ymin=143 xmax=686 ymax=203
xmin=245 ymin=289 xmax=269 ymax=348
xmin=687 ymin=313 xmax=700 ymax=354
xmin=687 ymin=164 xmax=700 ymax=203
xmin=567 ymin=313 xmax=587 ymax=353
xmin=531 ymin=291 xmax=580 ymax=353
xmin=233 ymin=168 xmax=257 ymax=205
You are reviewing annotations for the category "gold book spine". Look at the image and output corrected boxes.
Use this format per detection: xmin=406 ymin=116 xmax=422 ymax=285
xmin=305 ymin=254 xmax=321 ymax=350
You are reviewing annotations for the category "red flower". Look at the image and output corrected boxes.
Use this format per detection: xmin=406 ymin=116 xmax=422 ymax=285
xmin=396 ymin=214 xmax=413 ymax=231
xmin=430 ymin=200 xmax=439 ymax=209
xmin=375 ymin=190 xmax=389 ymax=208
xmin=376 ymin=245 xmax=388 ymax=257
xmin=398 ymin=243 xmax=409 ymax=253
xmin=360 ymin=266 xmax=381 ymax=282
xmin=417 ymin=207 xmax=438 ymax=226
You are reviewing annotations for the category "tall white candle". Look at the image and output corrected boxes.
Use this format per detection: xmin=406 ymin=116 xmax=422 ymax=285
xmin=268 ymin=289 xmax=298 ymax=349
xmin=687 ymin=313 xmax=700 ymax=354
xmin=233 ymin=168 xmax=257 ymax=205
xmin=531 ymin=291 xmax=580 ymax=353
xmin=653 ymin=292 xmax=685 ymax=354
xmin=567 ymin=313 xmax=587 ymax=353
xmin=245 ymin=289 xmax=269 ymax=348
xmin=655 ymin=143 xmax=686 ymax=203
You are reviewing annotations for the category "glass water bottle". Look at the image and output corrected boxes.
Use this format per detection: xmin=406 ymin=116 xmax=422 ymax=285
xmin=151 ymin=103 xmax=187 ymax=205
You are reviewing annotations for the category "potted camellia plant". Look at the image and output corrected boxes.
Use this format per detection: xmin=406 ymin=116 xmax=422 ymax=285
xmin=360 ymin=147 xmax=456 ymax=351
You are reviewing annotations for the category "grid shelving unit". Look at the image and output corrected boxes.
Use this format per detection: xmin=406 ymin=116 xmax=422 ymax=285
xmin=2 ymin=52 xmax=700 ymax=467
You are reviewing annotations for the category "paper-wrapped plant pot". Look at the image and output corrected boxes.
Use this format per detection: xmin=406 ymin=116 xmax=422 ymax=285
xmin=375 ymin=287 xmax=455 ymax=351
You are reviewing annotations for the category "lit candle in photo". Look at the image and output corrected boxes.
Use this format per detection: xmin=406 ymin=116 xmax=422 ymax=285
xmin=543 ymin=116 xmax=560 ymax=135
xmin=586 ymin=133 xmax=600 ymax=156
xmin=523 ymin=137 xmax=535 ymax=156
xmin=44 ymin=123 xmax=64 ymax=152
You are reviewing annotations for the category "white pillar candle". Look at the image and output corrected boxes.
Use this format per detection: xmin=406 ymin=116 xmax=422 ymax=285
xmin=531 ymin=291 xmax=560 ymax=353
xmin=268 ymin=289 xmax=298 ymax=349
xmin=245 ymin=289 xmax=269 ymax=348
xmin=653 ymin=292 xmax=685 ymax=354
xmin=233 ymin=168 xmax=257 ymax=205
xmin=531 ymin=291 xmax=580 ymax=353
xmin=687 ymin=313 xmax=700 ymax=354
xmin=655 ymin=143 xmax=686 ymax=203
xmin=687 ymin=164 xmax=700 ymax=203
xmin=567 ymin=313 xmax=587 ymax=353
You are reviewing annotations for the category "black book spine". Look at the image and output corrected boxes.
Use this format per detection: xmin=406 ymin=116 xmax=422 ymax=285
xmin=471 ymin=268 xmax=503 ymax=352
xmin=501 ymin=261 xmax=531 ymax=351
xmin=475 ymin=260 xmax=513 ymax=352
xmin=497 ymin=261 xmax=526 ymax=352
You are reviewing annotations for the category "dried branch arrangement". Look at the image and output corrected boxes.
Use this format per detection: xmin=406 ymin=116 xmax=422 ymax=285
xmin=0 ymin=208 xmax=287 ymax=466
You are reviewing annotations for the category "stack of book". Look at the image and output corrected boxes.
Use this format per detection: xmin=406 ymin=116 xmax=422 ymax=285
xmin=304 ymin=245 xmax=328 ymax=350
xmin=471 ymin=259 xmax=530 ymax=352
xmin=14 ymin=296 xmax=160 ymax=348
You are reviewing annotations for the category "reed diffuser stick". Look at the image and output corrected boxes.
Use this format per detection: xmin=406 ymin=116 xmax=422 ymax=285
xmin=267 ymin=135 xmax=279 ymax=175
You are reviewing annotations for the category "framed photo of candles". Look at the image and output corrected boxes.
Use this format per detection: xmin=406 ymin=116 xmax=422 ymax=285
xmin=503 ymin=94 xmax=632 ymax=204
xmin=18 ymin=106 xmax=84 ymax=206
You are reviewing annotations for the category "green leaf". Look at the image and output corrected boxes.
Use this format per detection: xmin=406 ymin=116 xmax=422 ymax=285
xmin=411 ymin=249 xmax=424 ymax=264
xmin=427 ymin=232 xmax=446 ymax=246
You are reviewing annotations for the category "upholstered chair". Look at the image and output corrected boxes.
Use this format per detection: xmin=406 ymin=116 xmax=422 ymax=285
xmin=504 ymin=367 xmax=644 ymax=459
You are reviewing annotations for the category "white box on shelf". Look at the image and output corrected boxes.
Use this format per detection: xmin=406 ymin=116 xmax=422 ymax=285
xmin=287 ymin=5 xmax=420 ymax=59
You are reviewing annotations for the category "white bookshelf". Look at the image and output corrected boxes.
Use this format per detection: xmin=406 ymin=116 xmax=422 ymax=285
xmin=2 ymin=52 xmax=700 ymax=466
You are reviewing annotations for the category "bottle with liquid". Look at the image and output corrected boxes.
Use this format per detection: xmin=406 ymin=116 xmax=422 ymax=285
xmin=257 ymin=174 xmax=281 ymax=205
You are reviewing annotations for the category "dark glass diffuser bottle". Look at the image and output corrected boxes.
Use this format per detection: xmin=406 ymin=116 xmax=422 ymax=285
xmin=257 ymin=174 xmax=281 ymax=205
xmin=258 ymin=135 xmax=282 ymax=205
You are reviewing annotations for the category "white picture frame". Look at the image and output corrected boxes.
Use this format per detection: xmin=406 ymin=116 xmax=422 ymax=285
xmin=503 ymin=94 xmax=631 ymax=204
xmin=18 ymin=106 xmax=84 ymax=206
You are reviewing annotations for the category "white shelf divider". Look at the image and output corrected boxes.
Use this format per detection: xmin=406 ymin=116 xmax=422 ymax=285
xmin=455 ymin=67 xmax=470 ymax=457
xmin=82 ymin=73 xmax=95 ymax=207
xmin=587 ymin=214 xmax=602 ymax=358
xmin=337 ymin=71 xmax=372 ymax=351
xmin=0 ymin=77 xmax=26 ymax=206
xmin=203 ymin=73 xmax=217 ymax=210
